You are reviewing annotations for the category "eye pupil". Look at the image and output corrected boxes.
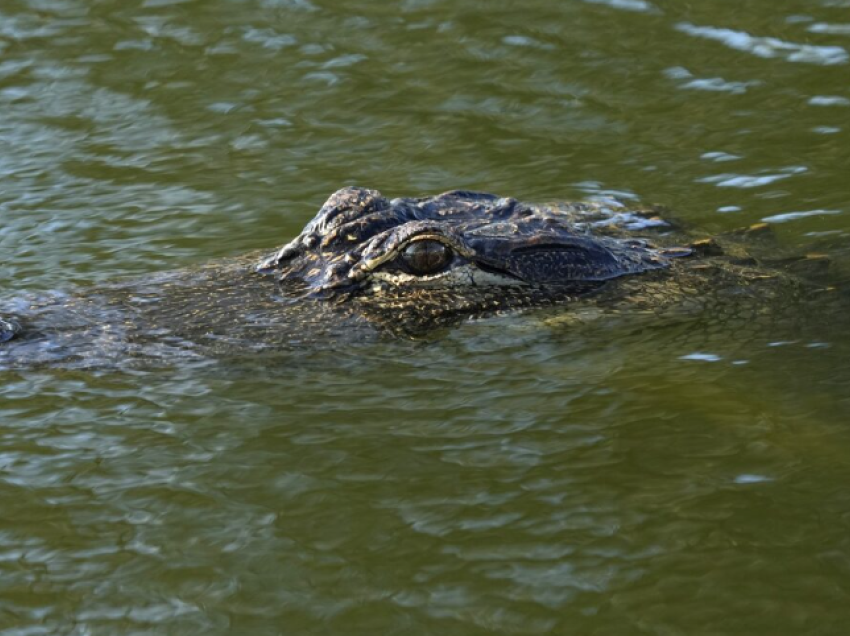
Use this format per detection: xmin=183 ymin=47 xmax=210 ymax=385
xmin=401 ymin=240 xmax=452 ymax=275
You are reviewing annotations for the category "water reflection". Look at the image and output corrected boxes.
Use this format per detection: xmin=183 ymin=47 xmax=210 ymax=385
xmin=1 ymin=0 xmax=850 ymax=633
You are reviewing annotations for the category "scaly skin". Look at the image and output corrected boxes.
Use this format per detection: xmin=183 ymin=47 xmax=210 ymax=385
xmin=0 ymin=187 xmax=832 ymax=369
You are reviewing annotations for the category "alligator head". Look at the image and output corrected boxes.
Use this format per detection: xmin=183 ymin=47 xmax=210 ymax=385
xmin=258 ymin=187 xmax=686 ymax=333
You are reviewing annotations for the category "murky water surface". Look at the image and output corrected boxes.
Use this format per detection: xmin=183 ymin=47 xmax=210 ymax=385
xmin=2 ymin=0 xmax=850 ymax=633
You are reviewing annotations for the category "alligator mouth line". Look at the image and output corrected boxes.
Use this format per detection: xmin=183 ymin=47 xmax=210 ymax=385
xmin=472 ymin=261 xmax=525 ymax=281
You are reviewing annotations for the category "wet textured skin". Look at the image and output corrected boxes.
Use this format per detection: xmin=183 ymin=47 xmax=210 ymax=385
xmin=0 ymin=187 xmax=832 ymax=369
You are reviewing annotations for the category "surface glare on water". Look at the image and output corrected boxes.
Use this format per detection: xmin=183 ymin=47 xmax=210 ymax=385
xmin=2 ymin=0 xmax=850 ymax=633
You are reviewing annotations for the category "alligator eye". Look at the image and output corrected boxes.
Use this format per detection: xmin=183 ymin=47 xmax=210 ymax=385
xmin=400 ymin=240 xmax=452 ymax=275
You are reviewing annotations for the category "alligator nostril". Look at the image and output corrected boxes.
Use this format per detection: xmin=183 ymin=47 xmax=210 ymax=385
xmin=659 ymin=247 xmax=694 ymax=258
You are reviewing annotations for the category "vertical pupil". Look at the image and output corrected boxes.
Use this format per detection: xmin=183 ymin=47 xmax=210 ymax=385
xmin=418 ymin=243 xmax=440 ymax=269
xmin=403 ymin=240 xmax=450 ymax=274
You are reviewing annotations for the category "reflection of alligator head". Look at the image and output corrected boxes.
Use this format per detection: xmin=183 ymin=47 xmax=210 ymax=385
xmin=256 ymin=187 xmax=686 ymax=332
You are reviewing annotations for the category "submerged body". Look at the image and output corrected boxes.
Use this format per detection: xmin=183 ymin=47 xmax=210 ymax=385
xmin=0 ymin=187 xmax=834 ymax=369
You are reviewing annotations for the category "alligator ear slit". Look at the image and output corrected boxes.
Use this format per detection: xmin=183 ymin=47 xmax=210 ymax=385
xmin=256 ymin=243 xmax=303 ymax=273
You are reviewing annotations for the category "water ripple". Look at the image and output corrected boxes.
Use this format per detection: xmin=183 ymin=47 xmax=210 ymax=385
xmin=2 ymin=0 xmax=850 ymax=633
xmin=676 ymin=22 xmax=849 ymax=65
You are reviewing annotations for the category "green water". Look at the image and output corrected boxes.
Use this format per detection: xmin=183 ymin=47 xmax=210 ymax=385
xmin=2 ymin=0 xmax=850 ymax=633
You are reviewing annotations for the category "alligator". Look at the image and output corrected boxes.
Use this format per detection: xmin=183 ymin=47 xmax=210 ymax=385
xmin=0 ymin=186 xmax=837 ymax=369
